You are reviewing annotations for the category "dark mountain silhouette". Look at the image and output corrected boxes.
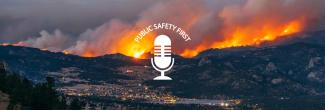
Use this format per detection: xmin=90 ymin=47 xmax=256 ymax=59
xmin=1 ymin=30 xmax=325 ymax=99
xmin=148 ymin=42 xmax=325 ymax=98
xmin=0 ymin=46 xmax=138 ymax=82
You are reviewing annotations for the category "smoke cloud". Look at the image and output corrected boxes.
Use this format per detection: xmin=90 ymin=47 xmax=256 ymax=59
xmin=1 ymin=0 xmax=325 ymax=57
xmin=24 ymin=30 xmax=72 ymax=52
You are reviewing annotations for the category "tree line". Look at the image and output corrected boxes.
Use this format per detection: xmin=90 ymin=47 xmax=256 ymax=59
xmin=0 ymin=64 xmax=83 ymax=110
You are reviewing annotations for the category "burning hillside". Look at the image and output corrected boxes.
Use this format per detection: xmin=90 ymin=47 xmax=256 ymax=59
xmin=0 ymin=0 xmax=323 ymax=58
xmin=180 ymin=16 xmax=306 ymax=57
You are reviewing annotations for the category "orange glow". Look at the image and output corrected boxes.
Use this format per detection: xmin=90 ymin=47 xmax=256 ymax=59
xmin=0 ymin=43 xmax=9 ymax=46
xmin=0 ymin=42 xmax=27 ymax=47
xmin=77 ymin=29 xmax=155 ymax=58
xmin=112 ymin=30 xmax=155 ymax=59
xmin=12 ymin=41 xmax=28 ymax=46
xmin=281 ymin=20 xmax=302 ymax=35
xmin=41 ymin=48 xmax=48 ymax=51
xmin=0 ymin=18 xmax=306 ymax=59
xmin=180 ymin=44 xmax=206 ymax=57
xmin=82 ymin=51 xmax=95 ymax=57
xmin=103 ymin=16 xmax=305 ymax=59
xmin=180 ymin=17 xmax=306 ymax=58
xmin=63 ymin=50 xmax=71 ymax=55
xmin=133 ymin=50 xmax=144 ymax=58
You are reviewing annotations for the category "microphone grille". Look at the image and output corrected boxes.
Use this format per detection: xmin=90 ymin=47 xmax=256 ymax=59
xmin=153 ymin=35 xmax=172 ymax=57
xmin=154 ymin=45 xmax=161 ymax=57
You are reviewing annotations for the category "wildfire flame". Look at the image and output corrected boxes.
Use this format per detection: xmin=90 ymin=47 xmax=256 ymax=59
xmin=74 ymin=30 xmax=156 ymax=58
xmin=110 ymin=16 xmax=306 ymax=59
xmin=0 ymin=0 xmax=320 ymax=59
xmin=0 ymin=1 xmax=311 ymax=59
xmin=0 ymin=42 xmax=28 ymax=47
xmin=180 ymin=17 xmax=306 ymax=57
xmin=82 ymin=51 xmax=95 ymax=57
xmin=112 ymin=31 xmax=155 ymax=59
xmin=0 ymin=17 xmax=306 ymax=59
xmin=0 ymin=17 xmax=305 ymax=59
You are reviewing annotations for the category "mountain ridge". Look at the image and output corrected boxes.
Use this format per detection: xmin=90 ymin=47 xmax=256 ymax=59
xmin=1 ymin=30 xmax=325 ymax=98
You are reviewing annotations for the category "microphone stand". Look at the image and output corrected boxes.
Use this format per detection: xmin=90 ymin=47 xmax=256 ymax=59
xmin=151 ymin=58 xmax=174 ymax=80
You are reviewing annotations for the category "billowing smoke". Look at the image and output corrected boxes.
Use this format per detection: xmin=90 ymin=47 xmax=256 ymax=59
xmin=23 ymin=30 xmax=72 ymax=52
xmin=1 ymin=0 xmax=325 ymax=57
xmin=65 ymin=19 xmax=133 ymax=56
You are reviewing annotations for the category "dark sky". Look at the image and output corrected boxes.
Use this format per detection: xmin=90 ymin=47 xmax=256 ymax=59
xmin=1 ymin=0 xmax=323 ymax=43
xmin=0 ymin=0 xmax=157 ymax=42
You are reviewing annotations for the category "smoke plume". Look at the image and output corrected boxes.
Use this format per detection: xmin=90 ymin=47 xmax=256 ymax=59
xmin=1 ymin=0 xmax=324 ymax=58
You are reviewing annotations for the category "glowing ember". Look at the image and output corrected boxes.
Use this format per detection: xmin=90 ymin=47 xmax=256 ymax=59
xmin=133 ymin=51 xmax=144 ymax=58
xmin=82 ymin=51 xmax=95 ymax=57
xmin=41 ymin=48 xmax=48 ymax=51
xmin=63 ymin=50 xmax=71 ymax=55
xmin=0 ymin=43 xmax=9 ymax=46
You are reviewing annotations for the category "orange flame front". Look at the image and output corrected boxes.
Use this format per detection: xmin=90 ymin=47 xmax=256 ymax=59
xmin=0 ymin=17 xmax=307 ymax=59
xmin=68 ymin=29 xmax=156 ymax=58
xmin=180 ymin=17 xmax=306 ymax=58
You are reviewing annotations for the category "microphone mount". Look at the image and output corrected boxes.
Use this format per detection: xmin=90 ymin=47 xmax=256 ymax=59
xmin=151 ymin=58 xmax=174 ymax=80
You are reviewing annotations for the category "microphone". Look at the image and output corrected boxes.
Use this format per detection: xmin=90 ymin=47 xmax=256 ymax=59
xmin=151 ymin=35 xmax=174 ymax=80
